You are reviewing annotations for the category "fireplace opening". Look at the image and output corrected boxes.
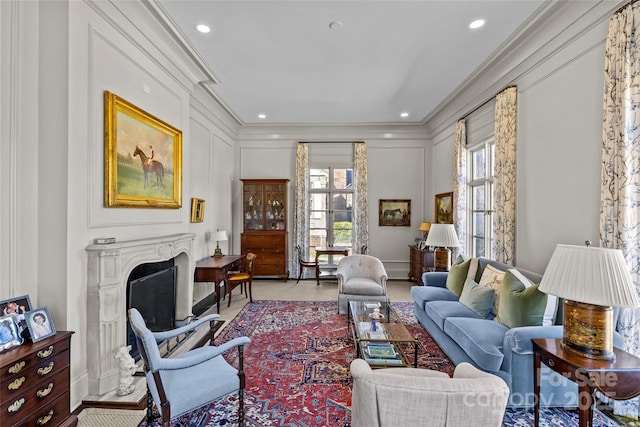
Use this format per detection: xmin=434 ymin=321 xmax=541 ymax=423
xmin=126 ymin=259 xmax=177 ymax=359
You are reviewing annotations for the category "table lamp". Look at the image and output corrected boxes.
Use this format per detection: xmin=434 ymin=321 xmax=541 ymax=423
xmin=212 ymin=230 xmax=228 ymax=258
xmin=425 ymin=223 xmax=460 ymax=271
xmin=419 ymin=222 xmax=431 ymax=240
xmin=539 ymin=243 xmax=639 ymax=361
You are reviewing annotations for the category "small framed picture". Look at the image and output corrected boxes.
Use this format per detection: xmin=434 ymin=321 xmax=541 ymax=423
xmin=0 ymin=316 xmax=23 ymax=352
xmin=190 ymin=198 xmax=205 ymax=223
xmin=26 ymin=307 xmax=56 ymax=342
xmin=0 ymin=295 xmax=32 ymax=339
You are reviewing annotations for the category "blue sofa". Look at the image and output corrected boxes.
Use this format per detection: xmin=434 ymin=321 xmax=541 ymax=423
xmin=411 ymin=257 xmax=622 ymax=408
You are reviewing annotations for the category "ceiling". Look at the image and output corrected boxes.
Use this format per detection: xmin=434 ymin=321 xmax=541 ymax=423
xmin=156 ymin=1 xmax=546 ymax=125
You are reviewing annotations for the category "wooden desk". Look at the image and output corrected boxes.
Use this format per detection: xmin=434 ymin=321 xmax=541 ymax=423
xmin=533 ymin=338 xmax=640 ymax=427
xmin=194 ymin=255 xmax=244 ymax=313
xmin=314 ymin=246 xmax=349 ymax=285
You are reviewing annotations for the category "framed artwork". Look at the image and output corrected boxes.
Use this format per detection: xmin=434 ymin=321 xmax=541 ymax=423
xmin=0 ymin=294 xmax=32 ymax=338
xmin=26 ymin=307 xmax=56 ymax=343
xmin=190 ymin=198 xmax=205 ymax=223
xmin=0 ymin=316 xmax=22 ymax=351
xmin=435 ymin=192 xmax=454 ymax=224
xmin=104 ymin=91 xmax=183 ymax=209
xmin=379 ymin=199 xmax=411 ymax=226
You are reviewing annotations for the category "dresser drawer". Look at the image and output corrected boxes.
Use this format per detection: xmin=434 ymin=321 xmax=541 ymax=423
xmin=20 ymin=390 xmax=70 ymax=427
xmin=1 ymin=342 xmax=67 ymax=381
xmin=241 ymin=233 xmax=285 ymax=248
xmin=1 ymin=350 xmax=69 ymax=402
xmin=255 ymin=263 xmax=286 ymax=276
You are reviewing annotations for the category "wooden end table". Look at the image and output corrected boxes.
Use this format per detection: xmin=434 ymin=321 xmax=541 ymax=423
xmin=533 ymin=338 xmax=640 ymax=427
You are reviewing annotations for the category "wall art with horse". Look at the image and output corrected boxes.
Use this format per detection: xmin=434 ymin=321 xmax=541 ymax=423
xmin=378 ymin=199 xmax=411 ymax=226
xmin=104 ymin=91 xmax=182 ymax=208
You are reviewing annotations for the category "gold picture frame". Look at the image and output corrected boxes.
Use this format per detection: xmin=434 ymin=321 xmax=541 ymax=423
xmin=190 ymin=198 xmax=205 ymax=223
xmin=379 ymin=199 xmax=411 ymax=226
xmin=104 ymin=91 xmax=182 ymax=208
xmin=435 ymin=192 xmax=453 ymax=224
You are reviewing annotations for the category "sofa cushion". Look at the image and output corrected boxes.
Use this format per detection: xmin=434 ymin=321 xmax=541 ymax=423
xmin=410 ymin=286 xmax=458 ymax=311
xmin=443 ymin=317 xmax=508 ymax=372
xmin=493 ymin=270 xmax=550 ymax=328
xmin=506 ymin=268 xmax=558 ymax=326
xmin=342 ymin=278 xmax=385 ymax=296
xmin=426 ymin=300 xmax=481 ymax=331
xmin=445 ymin=258 xmax=479 ymax=297
xmin=459 ymin=278 xmax=495 ymax=318
xmin=479 ymin=264 xmax=506 ymax=316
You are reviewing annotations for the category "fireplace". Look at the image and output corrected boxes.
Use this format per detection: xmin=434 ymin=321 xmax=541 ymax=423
xmin=86 ymin=233 xmax=196 ymax=395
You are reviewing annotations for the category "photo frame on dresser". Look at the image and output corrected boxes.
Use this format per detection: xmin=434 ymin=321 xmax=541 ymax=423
xmin=0 ymin=294 xmax=31 ymax=339
xmin=26 ymin=307 xmax=56 ymax=343
xmin=0 ymin=316 xmax=23 ymax=351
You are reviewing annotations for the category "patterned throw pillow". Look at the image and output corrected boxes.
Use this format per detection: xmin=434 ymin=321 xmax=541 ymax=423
xmin=479 ymin=264 xmax=505 ymax=316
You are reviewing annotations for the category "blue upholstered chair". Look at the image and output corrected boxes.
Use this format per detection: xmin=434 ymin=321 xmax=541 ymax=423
xmin=128 ymin=308 xmax=251 ymax=427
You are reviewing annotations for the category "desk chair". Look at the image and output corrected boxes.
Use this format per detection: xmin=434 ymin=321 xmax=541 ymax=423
xmin=227 ymin=253 xmax=257 ymax=307
xmin=295 ymin=245 xmax=318 ymax=284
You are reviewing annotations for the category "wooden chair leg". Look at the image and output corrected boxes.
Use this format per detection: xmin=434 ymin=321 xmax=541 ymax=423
xmin=248 ymin=279 xmax=253 ymax=302
xmin=296 ymin=262 xmax=303 ymax=284
xmin=227 ymin=284 xmax=233 ymax=307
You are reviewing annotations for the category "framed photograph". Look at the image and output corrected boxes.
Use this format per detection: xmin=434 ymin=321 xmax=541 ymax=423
xmin=0 ymin=295 xmax=32 ymax=338
xmin=104 ymin=91 xmax=183 ymax=209
xmin=379 ymin=199 xmax=411 ymax=226
xmin=0 ymin=316 xmax=22 ymax=352
xmin=190 ymin=198 xmax=205 ymax=223
xmin=435 ymin=192 xmax=454 ymax=224
xmin=26 ymin=307 xmax=56 ymax=343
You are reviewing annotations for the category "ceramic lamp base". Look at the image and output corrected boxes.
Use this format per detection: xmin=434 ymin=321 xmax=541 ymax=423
xmin=562 ymin=299 xmax=615 ymax=361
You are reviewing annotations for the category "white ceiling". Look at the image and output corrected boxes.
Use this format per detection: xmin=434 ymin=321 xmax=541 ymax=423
xmin=156 ymin=1 xmax=546 ymax=125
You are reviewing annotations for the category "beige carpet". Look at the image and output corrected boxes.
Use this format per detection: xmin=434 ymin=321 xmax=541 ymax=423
xmin=77 ymin=408 xmax=145 ymax=427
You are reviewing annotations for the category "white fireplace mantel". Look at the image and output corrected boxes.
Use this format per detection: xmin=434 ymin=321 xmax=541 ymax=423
xmin=86 ymin=233 xmax=196 ymax=395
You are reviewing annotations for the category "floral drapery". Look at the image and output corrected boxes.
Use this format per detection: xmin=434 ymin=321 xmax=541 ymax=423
xmin=453 ymin=119 xmax=467 ymax=258
xmin=293 ymin=142 xmax=309 ymax=279
xmin=353 ymin=142 xmax=369 ymax=253
xmin=600 ymin=2 xmax=640 ymax=418
xmin=492 ymin=86 xmax=517 ymax=264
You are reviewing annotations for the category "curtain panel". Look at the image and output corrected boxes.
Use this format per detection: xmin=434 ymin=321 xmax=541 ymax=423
xmin=600 ymin=2 xmax=640 ymax=419
xmin=353 ymin=142 xmax=369 ymax=253
xmin=453 ymin=119 xmax=467 ymax=258
xmin=493 ymin=86 xmax=517 ymax=264
xmin=293 ymin=143 xmax=309 ymax=279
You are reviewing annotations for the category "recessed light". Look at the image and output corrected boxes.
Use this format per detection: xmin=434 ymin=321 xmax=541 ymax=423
xmin=196 ymin=24 xmax=211 ymax=34
xmin=400 ymin=112 xmax=409 ymax=118
xmin=469 ymin=19 xmax=485 ymax=29
xmin=258 ymin=113 xmax=266 ymax=119
xmin=329 ymin=20 xmax=343 ymax=30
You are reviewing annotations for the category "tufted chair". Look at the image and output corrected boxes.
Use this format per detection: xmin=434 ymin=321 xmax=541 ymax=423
xmin=350 ymin=359 xmax=509 ymax=427
xmin=336 ymin=254 xmax=388 ymax=314
xmin=128 ymin=308 xmax=251 ymax=427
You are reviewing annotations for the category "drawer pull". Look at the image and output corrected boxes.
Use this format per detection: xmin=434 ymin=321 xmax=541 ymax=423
xmin=37 ymin=383 xmax=54 ymax=397
xmin=37 ymin=410 xmax=54 ymax=425
xmin=8 ymin=398 xmax=25 ymax=413
xmin=8 ymin=376 xmax=25 ymax=390
xmin=38 ymin=362 xmax=54 ymax=375
xmin=8 ymin=361 xmax=26 ymax=374
xmin=37 ymin=346 xmax=54 ymax=358
xmin=548 ymin=359 xmax=555 ymax=367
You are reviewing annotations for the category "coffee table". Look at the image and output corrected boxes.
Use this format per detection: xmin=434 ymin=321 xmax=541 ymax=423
xmin=347 ymin=300 xmax=418 ymax=368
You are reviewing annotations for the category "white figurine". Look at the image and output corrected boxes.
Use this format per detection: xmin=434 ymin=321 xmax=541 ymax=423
xmin=114 ymin=345 xmax=137 ymax=396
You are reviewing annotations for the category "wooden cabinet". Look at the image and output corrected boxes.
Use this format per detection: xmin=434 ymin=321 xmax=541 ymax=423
xmin=408 ymin=245 xmax=434 ymax=285
xmin=241 ymin=179 xmax=289 ymax=279
xmin=0 ymin=331 xmax=77 ymax=427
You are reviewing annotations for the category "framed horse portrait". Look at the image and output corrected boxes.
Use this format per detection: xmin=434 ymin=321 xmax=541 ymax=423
xmin=434 ymin=192 xmax=454 ymax=224
xmin=104 ymin=91 xmax=182 ymax=208
xmin=379 ymin=199 xmax=411 ymax=226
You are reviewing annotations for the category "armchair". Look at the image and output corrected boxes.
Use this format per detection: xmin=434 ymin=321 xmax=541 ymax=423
xmin=128 ymin=308 xmax=251 ymax=427
xmin=350 ymin=359 xmax=509 ymax=427
xmin=336 ymin=254 xmax=387 ymax=314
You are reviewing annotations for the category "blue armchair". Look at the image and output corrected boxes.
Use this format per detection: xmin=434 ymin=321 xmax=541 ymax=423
xmin=128 ymin=308 xmax=251 ymax=427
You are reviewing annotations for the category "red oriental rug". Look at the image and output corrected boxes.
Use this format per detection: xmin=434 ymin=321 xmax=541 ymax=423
xmin=139 ymin=300 xmax=454 ymax=427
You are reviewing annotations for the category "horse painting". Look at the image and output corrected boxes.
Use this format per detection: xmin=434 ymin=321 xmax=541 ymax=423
xmin=133 ymin=146 xmax=164 ymax=189
xmin=383 ymin=208 xmax=401 ymax=221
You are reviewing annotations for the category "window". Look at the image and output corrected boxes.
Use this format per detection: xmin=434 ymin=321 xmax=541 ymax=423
xmin=467 ymin=139 xmax=494 ymax=258
xmin=308 ymin=167 xmax=353 ymax=263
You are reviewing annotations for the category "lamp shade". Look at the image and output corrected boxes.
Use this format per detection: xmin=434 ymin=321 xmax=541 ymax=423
xmin=539 ymin=244 xmax=639 ymax=308
xmin=419 ymin=222 xmax=431 ymax=232
xmin=425 ymin=223 xmax=460 ymax=248
xmin=212 ymin=230 xmax=228 ymax=242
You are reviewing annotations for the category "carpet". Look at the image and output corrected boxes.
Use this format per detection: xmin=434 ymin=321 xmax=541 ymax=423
xmin=139 ymin=300 xmax=624 ymax=427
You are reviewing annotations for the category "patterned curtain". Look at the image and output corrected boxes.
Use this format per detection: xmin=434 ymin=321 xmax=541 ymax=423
xmin=453 ymin=119 xmax=467 ymax=258
xmin=353 ymin=142 xmax=369 ymax=253
xmin=600 ymin=2 xmax=640 ymax=418
xmin=492 ymin=86 xmax=517 ymax=264
xmin=293 ymin=143 xmax=309 ymax=279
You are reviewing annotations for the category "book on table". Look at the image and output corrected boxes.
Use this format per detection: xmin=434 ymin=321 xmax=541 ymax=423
xmin=363 ymin=342 xmax=403 ymax=365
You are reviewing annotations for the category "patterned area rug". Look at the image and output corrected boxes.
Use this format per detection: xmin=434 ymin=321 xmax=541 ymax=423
xmin=138 ymin=300 xmax=625 ymax=427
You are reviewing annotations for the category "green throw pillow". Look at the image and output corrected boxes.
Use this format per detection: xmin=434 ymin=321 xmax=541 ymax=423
xmin=459 ymin=278 xmax=495 ymax=318
xmin=445 ymin=258 xmax=472 ymax=297
xmin=494 ymin=270 xmax=548 ymax=328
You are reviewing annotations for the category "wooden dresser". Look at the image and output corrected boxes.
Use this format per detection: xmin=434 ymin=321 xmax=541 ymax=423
xmin=408 ymin=245 xmax=434 ymax=285
xmin=0 ymin=331 xmax=77 ymax=427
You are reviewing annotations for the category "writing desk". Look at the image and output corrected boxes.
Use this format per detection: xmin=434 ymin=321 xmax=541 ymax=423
xmin=314 ymin=246 xmax=350 ymax=285
xmin=194 ymin=255 xmax=244 ymax=313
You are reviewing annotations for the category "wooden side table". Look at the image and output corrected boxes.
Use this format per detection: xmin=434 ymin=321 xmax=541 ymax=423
xmin=533 ymin=338 xmax=640 ymax=427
